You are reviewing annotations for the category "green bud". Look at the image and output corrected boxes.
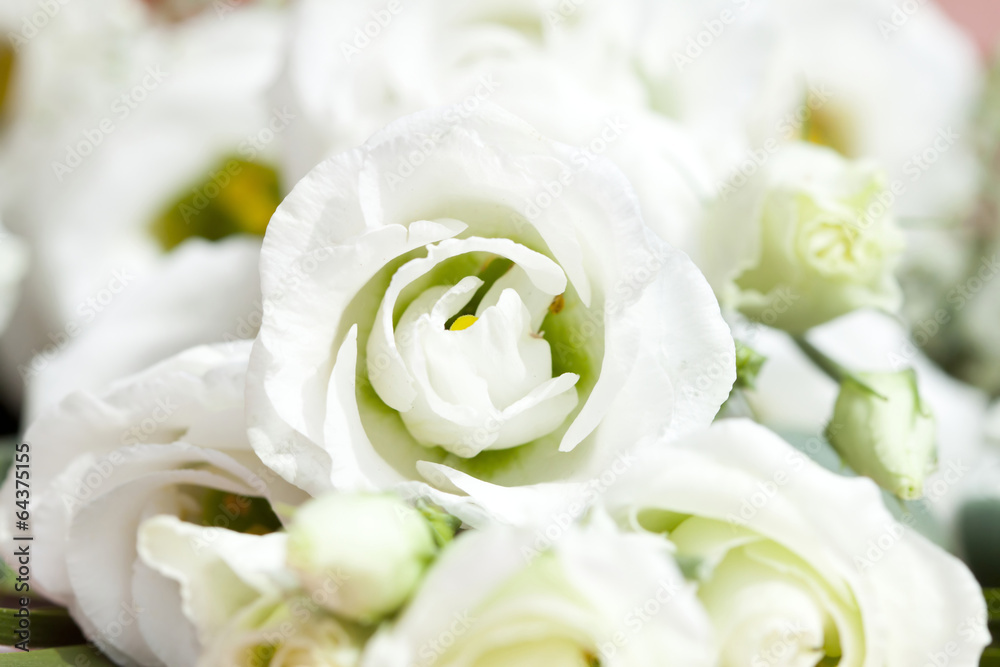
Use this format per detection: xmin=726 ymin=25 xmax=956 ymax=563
xmin=285 ymin=494 xmax=437 ymax=623
xmin=826 ymin=369 xmax=937 ymax=500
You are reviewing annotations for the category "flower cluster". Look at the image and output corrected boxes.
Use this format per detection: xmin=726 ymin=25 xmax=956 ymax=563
xmin=0 ymin=0 xmax=997 ymax=665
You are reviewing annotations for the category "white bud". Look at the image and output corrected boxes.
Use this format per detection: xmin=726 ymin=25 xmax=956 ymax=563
xmin=286 ymin=494 xmax=437 ymax=623
xmin=827 ymin=369 xmax=936 ymax=499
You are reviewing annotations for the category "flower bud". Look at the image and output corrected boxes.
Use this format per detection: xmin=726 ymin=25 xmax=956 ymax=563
xmin=285 ymin=493 xmax=437 ymax=623
xmin=826 ymin=369 xmax=936 ymax=499
xmin=704 ymin=142 xmax=903 ymax=334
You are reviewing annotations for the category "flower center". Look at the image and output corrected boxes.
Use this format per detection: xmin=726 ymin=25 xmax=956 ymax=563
xmin=651 ymin=517 xmax=855 ymax=667
xmin=178 ymin=487 xmax=283 ymax=535
xmin=801 ymin=98 xmax=856 ymax=158
xmin=150 ymin=157 xmax=282 ymax=251
xmin=366 ymin=236 xmax=580 ymax=458
xmin=449 ymin=314 xmax=479 ymax=331
xmin=798 ymin=214 xmax=870 ymax=278
xmin=474 ymin=639 xmax=597 ymax=667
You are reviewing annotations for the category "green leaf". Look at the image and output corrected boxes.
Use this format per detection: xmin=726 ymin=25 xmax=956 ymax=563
xmin=981 ymin=646 xmax=1000 ymax=666
xmin=794 ymin=336 xmax=889 ymax=399
xmin=0 ymin=607 xmax=86 ymax=648
xmin=0 ymin=645 xmax=116 ymax=666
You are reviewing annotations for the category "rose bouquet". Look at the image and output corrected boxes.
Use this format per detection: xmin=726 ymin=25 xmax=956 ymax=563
xmin=0 ymin=0 xmax=998 ymax=665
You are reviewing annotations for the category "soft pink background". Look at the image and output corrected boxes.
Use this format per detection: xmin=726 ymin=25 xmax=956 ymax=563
xmin=936 ymin=0 xmax=1000 ymax=56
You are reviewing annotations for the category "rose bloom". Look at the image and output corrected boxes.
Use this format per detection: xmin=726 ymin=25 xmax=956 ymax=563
xmin=637 ymin=0 xmax=981 ymax=221
xmin=0 ymin=342 xmax=304 ymax=666
xmin=247 ymin=104 xmax=735 ymax=526
xmin=0 ymin=0 xmax=288 ymax=414
xmin=702 ymin=142 xmax=904 ymax=334
xmin=605 ymin=419 xmax=989 ymax=667
xmin=361 ymin=519 xmax=714 ymax=666
xmin=275 ymin=0 xmax=713 ymax=252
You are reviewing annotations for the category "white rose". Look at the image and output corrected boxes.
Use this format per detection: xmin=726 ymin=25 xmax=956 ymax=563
xmin=0 ymin=341 xmax=306 ymax=667
xmin=636 ymin=0 xmax=981 ymax=221
xmin=285 ymin=493 xmax=438 ymax=623
xmin=361 ymin=519 xmax=715 ymax=667
xmin=604 ymin=419 xmax=990 ymax=666
xmin=633 ymin=0 xmax=791 ymax=175
xmin=199 ymin=595 xmax=363 ymax=667
xmin=765 ymin=0 xmax=981 ymax=220
xmin=136 ymin=515 xmax=297 ymax=664
xmin=247 ymin=103 xmax=735 ymax=526
xmin=0 ymin=0 xmax=287 ymax=405
xmin=275 ymin=0 xmax=713 ymax=250
xmin=703 ymin=142 xmax=904 ymax=334
xmin=137 ymin=514 xmax=364 ymax=667
xmin=22 ymin=238 xmax=261 ymax=420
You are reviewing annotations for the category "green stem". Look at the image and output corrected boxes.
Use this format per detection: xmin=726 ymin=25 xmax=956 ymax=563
xmin=793 ymin=337 xmax=887 ymax=399
xmin=793 ymin=337 xmax=852 ymax=384
xmin=0 ymin=645 xmax=116 ymax=665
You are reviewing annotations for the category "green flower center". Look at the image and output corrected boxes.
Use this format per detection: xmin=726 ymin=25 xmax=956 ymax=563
xmin=151 ymin=158 xmax=281 ymax=251
xmin=182 ymin=487 xmax=283 ymax=535
xmin=798 ymin=214 xmax=865 ymax=277
xmin=348 ymin=205 xmax=604 ymax=486
xmin=636 ymin=512 xmax=862 ymax=667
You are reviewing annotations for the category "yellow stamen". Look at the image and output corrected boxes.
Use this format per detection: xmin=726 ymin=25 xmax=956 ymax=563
xmin=450 ymin=315 xmax=479 ymax=331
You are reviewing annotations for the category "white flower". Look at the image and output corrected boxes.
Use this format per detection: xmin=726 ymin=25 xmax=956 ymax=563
xmin=22 ymin=237 xmax=261 ymax=420
xmin=604 ymin=419 xmax=990 ymax=667
xmin=247 ymin=104 xmax=735 ymax=526
xmin=136 ymin=516 xmax=297 ymax=664
xmin=703 ymin=142 xmax=904 ymax=334
xmin=739 ymin=310 xmax=991 ymax=533
xmin=199 ymin=595 xmax=363 ymax=667
xmin=138 ymin=514 xmax=364 ymax=667
xmin=275 ymin=0 xmax=713 ymax=250
xmin=0 ymin=341 xmax=305 ymax=667
xmin=637 ymin=0 xmax=982 ymax=221
xmin=361 ymin=519 xmax=714 ymax=667
xmin=827 ymin=369 xmax=937 ymax=500
xmin=766 ymin=0 xmax=982 ymax=221
xmin=286 ymin=494 xmax=437 ymax=623
xmin=0 ymin=0 xmax=288 ymax=406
